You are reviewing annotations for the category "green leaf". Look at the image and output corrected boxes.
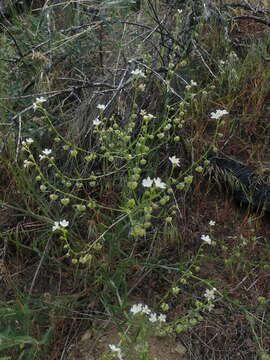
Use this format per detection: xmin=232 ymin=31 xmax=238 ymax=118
xmin=0 ymin=335 xmax=39 ymax=352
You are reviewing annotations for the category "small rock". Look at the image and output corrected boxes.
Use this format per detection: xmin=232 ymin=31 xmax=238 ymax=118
xmin=174 ymin=342 xmax=187 ymax=355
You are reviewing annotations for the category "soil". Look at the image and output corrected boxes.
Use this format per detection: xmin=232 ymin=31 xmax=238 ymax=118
xmin=67 ymin=324 xmax=188 ymax=360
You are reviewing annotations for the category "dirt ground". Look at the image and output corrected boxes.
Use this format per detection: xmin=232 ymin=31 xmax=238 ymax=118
xmin=67 ymin=324 xmax=188 ymax=360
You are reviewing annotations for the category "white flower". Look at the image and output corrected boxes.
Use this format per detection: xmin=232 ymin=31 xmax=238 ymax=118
xmin=209 ymin=220 xmax=216 ymax=226
xmin=42 ymin=148 xmax=52 ymax=155
xmin=97 ymin=104 xmax=105 ymax=111
xmin=52 ymin=221 xmax=60 ymax=232
xmin=142 ymin=177 xmax=166 ymax=189
xmin=141 ymin=305 xmax=151 ymax=315
xmin=201 ymin=234 xmax=212 ymax=245
xmin=36 ymin=96 xmax=47 ymax=104
xmin=93 ymin=118 xmax=101 ymax=126
xmin=52 ymin=220 xmax=69 ymax=232
xmin=142 ymin=177 xmax=153 ymax=188
xmin=149 ymin=312 xmax=158 ymax=323
xmin=204 ymin=288 xmax=217 ymax=301
xmin=158 ymin=314 xmax=166 ymax=322
xmin=130 ymin=303 xmax=143 ymax=315
xmin=26 ymin=138 xmax=34 ymax=144
xmin=130 ymin=303 xmax=152 ymax=316
xmin=154 ymin=177 xmax=166 ymax=189
xmin=60 ymin=219 xmax=69 ymax=228
xmin=143 ymin=113 xmax=155 ymax=121
xmin=131 ymin=68 xmax=145 ymax=78
xmin=130 ymin=303 xmax=165 ymax=325
xmin=169 ymin=155 xmax=180 ymax=167
xmin=185 ymin=80 xmax=197 ymax=89
xmin=210 ymin=109 xmax=229 ymax=120
xmin=109 ymin=344 xmax=123 ymax=360
xmin=138 ymin=83 xmax=145 ymax=91
xmin=39 ymin=154 xmax=46 ymax=160
xmin=33 ymin=97 xmax=46 ymax=111
xmin=23 ymin=160 xmax=33 ymax=168
xmin=109 ymin=344 xmax=120 ymax=352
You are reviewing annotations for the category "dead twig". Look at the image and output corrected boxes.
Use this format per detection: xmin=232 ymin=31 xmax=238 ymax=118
xmin=0 ymin=23 xmax=24 ymax=58
xmin=233 ymin=15 xmax=270 ymax=27
xmin=225 ymin=2 xmax=270 ymax=15
xmin=27 ymin=237 xmax=51 ymax=299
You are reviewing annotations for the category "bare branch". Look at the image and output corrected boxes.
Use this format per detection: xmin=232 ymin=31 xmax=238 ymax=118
xmin=233 ymin=14 xmax=270 ymax=27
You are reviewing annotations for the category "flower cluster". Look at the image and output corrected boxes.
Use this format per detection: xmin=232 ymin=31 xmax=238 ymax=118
xmin=210 ymin=109 xmax=229 ymax=120
xmin=203 ymin=287 xmax=218 ymax=312
xmin=142 ymin=177 xmax=166 ymax=189
xmin=22 ymin=138 xmax=34 ymax=148
xmin=93 ymin=118 xmax=101 ymax=126
xmin=130 ymin=303 xmax=166 ymax=323
xmin=97 ymin=104 xmax=105 ymax=111
xmin=39 ymin=148 xmax=52 ymax=160
xmin=52 ymin=219 xmax=69 ymax=232
xmin=131 ymin=68 xmax=145 ymax=78
xmin=140 ymin=110 xmax=155 ymax=122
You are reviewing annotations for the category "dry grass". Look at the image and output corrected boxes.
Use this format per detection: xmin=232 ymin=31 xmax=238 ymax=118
xmin=1 ymin=1 xmax=270 ymax=359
